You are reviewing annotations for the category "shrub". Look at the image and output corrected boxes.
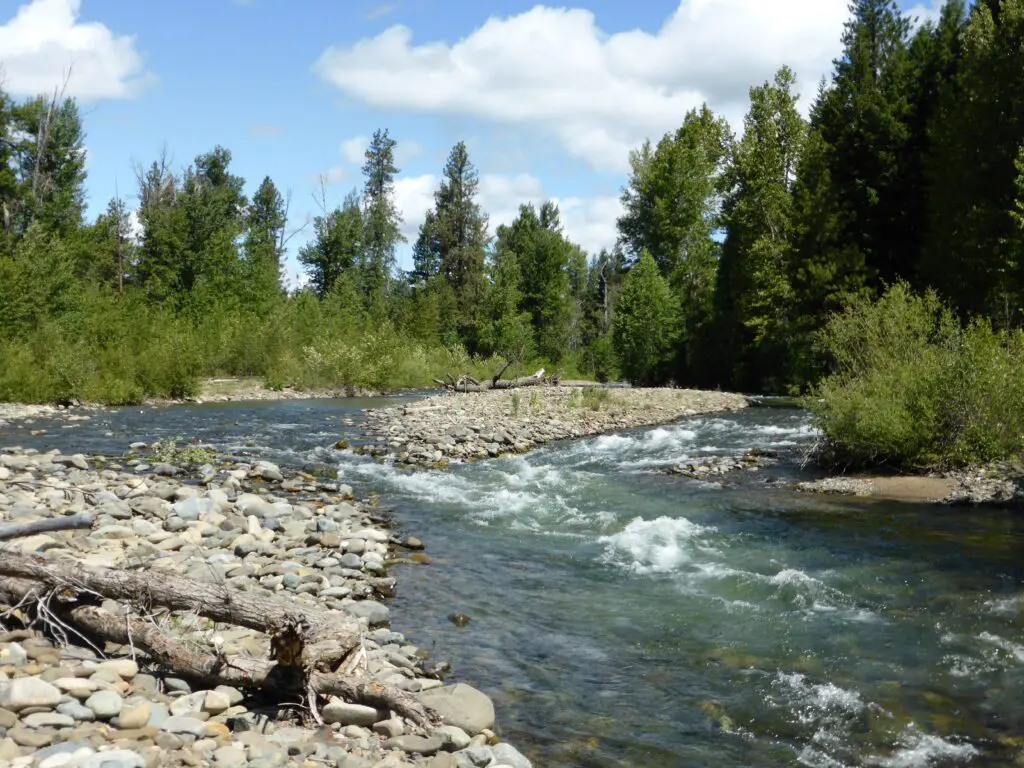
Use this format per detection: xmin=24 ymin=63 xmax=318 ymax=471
xmin=811 ymin=282 xmax=1024 ymax=469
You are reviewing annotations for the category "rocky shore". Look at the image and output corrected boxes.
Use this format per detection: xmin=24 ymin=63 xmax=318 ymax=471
xmin=0 ymin=445 xmax=531 ymax=768
xmin=361 ymin=386 xmax=749 ymax=466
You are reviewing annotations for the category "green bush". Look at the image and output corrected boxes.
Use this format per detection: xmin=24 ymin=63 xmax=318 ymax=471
xmin=811 ymin=282 xmax=1024 ymax=469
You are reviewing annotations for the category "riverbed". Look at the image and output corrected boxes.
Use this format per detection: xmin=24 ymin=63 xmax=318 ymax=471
xmin=2 ymin=397 xmax=1022 ymax=767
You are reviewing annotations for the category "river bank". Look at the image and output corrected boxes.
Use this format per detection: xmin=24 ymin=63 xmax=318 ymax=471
xmin=361 ymin=386 xmax=749 ymax=466
xmin=0 ymin=443 xmax=533 ymax=768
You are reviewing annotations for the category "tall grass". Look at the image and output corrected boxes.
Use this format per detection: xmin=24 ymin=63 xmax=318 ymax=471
xmin=0 ymin=288 xmax=540 ymax=405
xmin=811 ymin=282 xmax=1024 ymax=469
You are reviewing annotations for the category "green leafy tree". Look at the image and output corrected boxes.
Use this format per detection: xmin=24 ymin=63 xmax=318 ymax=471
xmin=618 ymin=105 xmax=732 ymax=376
xmin=613 ymin=250 xmax=678 ymax=385
xmin=9 ymin=93 xmax=87 ymax=239
xmin=712 ymin=66 xmax=807 ymax=391
xmin=495 ymin=202 xmax=574 ymax=363
xmin=480 ymin=249 xmax=534 ymax=362
xmin=299 ymin=190 xmax=363 ymax=299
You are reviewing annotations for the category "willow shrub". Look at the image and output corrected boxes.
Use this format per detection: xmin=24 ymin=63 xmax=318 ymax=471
xmin=811 ymin=282 xmax=1024 ymax=469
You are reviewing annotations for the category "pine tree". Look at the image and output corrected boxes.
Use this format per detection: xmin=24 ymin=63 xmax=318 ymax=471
xmin=924 ymin=0 xmax=1024 ymax=324
xmin=480 ymin=249 xmax=534 ymax=362
xmin=361 ymin=129 xmax=404 ymax=310
xmin=243 ymin=176 xmax=286 ymax=314
xmin=412 ymin=141 xmax=489 ymax=340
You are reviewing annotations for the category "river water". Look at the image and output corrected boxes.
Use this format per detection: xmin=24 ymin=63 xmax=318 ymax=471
xmin=2 ymin=397 xmax=1023 ymax=767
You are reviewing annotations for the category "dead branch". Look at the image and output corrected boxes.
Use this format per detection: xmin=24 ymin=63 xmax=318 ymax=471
xmin=491 ymin=360 xmax=513 ymax=387
xmin=0 ymin=577 xmax=437 ymax=729
xmin=0 ymin=514 xmax=94 ymax=541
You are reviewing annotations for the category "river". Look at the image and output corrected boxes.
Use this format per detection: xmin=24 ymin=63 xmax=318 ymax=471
xmin=1 ymin=397 xmax=1022 ymax=767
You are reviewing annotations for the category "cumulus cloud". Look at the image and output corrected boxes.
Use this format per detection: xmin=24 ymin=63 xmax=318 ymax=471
xmin=313 ymin=0 xmax=862 ymax=172
xmin=0 ymin=0 xmax=153 ymax=99
xmin=394 ymin=172 xmax=620 ymax=255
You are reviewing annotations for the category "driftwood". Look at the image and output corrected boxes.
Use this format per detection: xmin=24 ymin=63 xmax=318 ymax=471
xmin=436 ymin=366 xmax=558 ymax=393
xmin=0 ymin=555 xmax=438 ymax=728
xmin=0 ymin=513 xmax=94 ymax=541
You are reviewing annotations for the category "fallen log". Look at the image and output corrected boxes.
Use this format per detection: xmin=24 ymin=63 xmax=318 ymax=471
xmin=0 ymin=576 xmax=438 ymax=728
xmin=436 ymin=367 xmax=553 ymax=393
xmin=0 ymin=513 xmax=94 ymax=541
xmin=0 ymin=552 xmax=361 ymax=691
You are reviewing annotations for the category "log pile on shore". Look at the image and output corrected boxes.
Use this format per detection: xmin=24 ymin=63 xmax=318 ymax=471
xmin=0 ymin=446 xmax=530 ymax=768
xmin=361 ymin=386 xmax=749 ymax=467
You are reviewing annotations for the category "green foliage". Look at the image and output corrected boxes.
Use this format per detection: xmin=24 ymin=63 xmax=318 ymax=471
xmin=812 ymin=283 xmax=1024 ymax=468
xmin=299 ymin=191 xmax=363 ymax=299
xmin=618 ymin=105 xmax=732 ymax=378
xmin=612 ymin=250 xmax=679 ymax=386
xmin=510 ymin=392 xmax=521 ymax=416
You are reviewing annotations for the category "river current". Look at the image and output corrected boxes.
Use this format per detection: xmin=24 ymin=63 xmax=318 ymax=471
xmin=2 ymin=397 xmax=1022 ymax=767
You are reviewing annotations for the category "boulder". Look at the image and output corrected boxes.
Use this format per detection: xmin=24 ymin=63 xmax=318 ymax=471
xmin=415 ymin=684 xmax=495 ymax=735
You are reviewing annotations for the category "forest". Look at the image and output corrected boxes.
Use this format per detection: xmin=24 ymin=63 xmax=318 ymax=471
xmin=1 ymin=0 xmax=1023 ymax=423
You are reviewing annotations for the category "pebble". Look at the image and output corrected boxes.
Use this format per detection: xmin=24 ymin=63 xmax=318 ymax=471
xmin=85 ymin=690 xmax=123 ymax=719
xmin=116 ymin=701 xmax=151 ymax=729
xmin=321 ymin=699 xmax=379 ymax=727
xmin=384 ymin=734 xmax=443 ymax=756
xmin=9 ymin=726 xmax=54 ymax=747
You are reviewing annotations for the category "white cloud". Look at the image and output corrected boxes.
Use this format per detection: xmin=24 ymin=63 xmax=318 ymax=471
xmin=340 ymin=134 xmax=422 ymax=167
xmin=393 ymin=174 xmax=437 ymax=241
xmin=394 ymin=171 xmax=620 ymax=255
xmin=0 ymin=0 xmax=154 ymax=99
xmin=341 ymin=136 xmax=368 ymax=165
xmin=313 ymin=0 xmax=858 ymax=172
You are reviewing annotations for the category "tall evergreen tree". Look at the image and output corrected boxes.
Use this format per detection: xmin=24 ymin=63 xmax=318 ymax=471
xmin=243 ymin=176 xmax=286 ymax=313
xmin=361 ymin=129 xmax=404 ymax=310
xmin=924 ymin=0 xmax=1024 ymax=324
xmin=412 ymin=142 xmax=489 ymax=340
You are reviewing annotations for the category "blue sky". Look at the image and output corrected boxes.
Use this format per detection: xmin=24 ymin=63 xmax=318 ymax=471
xmin=0 ymin=0 xmax=941 ymax=284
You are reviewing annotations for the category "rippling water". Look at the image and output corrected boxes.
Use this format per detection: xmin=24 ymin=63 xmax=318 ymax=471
xmin=3 ymin=398 xmax=1023 ymax=767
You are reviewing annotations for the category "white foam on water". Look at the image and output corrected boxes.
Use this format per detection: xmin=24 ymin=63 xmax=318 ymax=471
xmin=977 ymin=631 xmax=1024 ymax=663
xmin=984 ymin=595 xmax=1022 ymax=616
xmin=867 ymin=729 xmax=978 ymax=767
xmin=599 ymin=515 xmax=715 ymax=574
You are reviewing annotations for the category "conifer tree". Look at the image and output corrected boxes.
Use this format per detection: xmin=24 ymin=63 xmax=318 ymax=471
xmin=360 ymin=129 xmax=404 ymax=310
